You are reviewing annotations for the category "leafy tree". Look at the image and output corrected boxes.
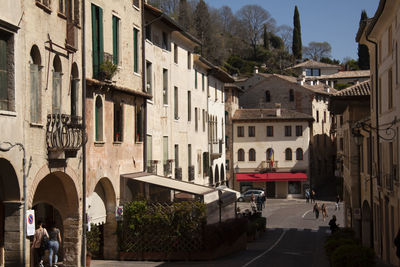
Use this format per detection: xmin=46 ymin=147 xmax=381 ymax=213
xmin=269 ymin=33 xmax=284 ymax=50
xmin=320 ymin=57 xmax=340 ymax=65
xmin=193 ymin=0 xmax=213 ymax=57
xmin=358 ymin=10 xmax=370 ymax=70
xmin=278 ymin=25 xmax=293 ymax=52
xmin=303 ymin=41 xmax=332 ymax=61
xmin=343 ymin=57 xmax=360 ymax=70
xmin=236 ymin=5 xmax=276 ymax=59
xmin=292 ymin=6 xmax=302 ymax=60
xmin=263 ymin=25 xmax=269 ymax=50
xmin=219 ymin=6 xmax=234 ymax=34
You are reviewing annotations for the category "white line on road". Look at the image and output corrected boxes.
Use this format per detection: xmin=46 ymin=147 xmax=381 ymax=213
xmin=242 ymin=229 xmax=287 ymax=267
xmin=302 ymin=209 xmax=313 ymax=218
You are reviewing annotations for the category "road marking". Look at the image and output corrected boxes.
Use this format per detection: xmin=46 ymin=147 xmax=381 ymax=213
xmin=302 ymin=209 xmax=313 ymax=218
xmin=242 ymin=229 xmax=287 ymax=267
xmin=283 ymin=251 xmax=302 ymax=256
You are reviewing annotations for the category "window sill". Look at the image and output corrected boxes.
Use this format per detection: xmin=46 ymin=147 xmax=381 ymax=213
xmin=30 ymin=122 xmax=44 ymax=128
xmin=35 ymin=1 xmax=52 ymax=14
xmin=133 ymin=72 xmax=141 ymax=78
xmin=145 ymin=39 xmax=153 ymax=45
xmin=146 ymin=99 xmax=154 ymax=105
xmin=113 ymin=141 xmax=123 ymax=145
xmin=94 ymin=141 xmax=105 ymax=147
xmin=135 ymin=141 xmax=143 ymax=144
xmin=57 ymin=12 xmax=67 ymax=20
xmin=0 ymin=110 xmax=17 ymax=117
xmin=133 ymin=4 xmax=140 ymax=11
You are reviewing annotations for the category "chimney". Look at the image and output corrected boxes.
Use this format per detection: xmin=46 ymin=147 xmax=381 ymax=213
xmin=254 ymin=66 xmax=259 ymax=74
xmin=297 ymin=75 xmax=305 ymax=86
xmin=310 ymin=80 xmax=314 ymax=86
xmin=275 ymin=103 xmax=281 ymax=117
xmin=316 ymin=80 xmax=319 ymax=85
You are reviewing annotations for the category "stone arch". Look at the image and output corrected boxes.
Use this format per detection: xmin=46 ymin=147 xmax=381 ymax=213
xmin=31 ymin=170 xmax=80 ymax=266
xmin=0 ymin=158 xmax=21 ymax=266
xmin=30 ymin=45 xmax=41 ymax=65
xmin=53 ymin=55 xmax=62 ymax=72
xmin=88 ymin=177 xmax=117 ymax=259
xmin=209 ymin=167 xmax=213 ymax=186
xmin=362 ymin=200 xmax=372 ymax=248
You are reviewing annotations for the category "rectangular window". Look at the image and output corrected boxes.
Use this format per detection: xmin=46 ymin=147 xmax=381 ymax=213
xmin=188 ymin=144 xmax=192 ymax=166
xmin=133 ymin=0 xmax=139 ymax=8
xmin=162 ymin=31 xmax=168 ymax=50
xmin=163 ymin=136 xmax=168 ymax=164
xmin=146 ymin=61 xmax=152 ymax=95
xmin=91 ymin=4 xmax=104 ymax=79
xmin=174 ymin=43 xmax=178 ymax=64
xmin=340 ymin=138 xmax=344 ymax=150
xmin=389 ymin=69 xmax=393 ymax=109
xmin=147 ymin=135 xmax=152 ymax=165
xmin=112 ymin=16 xmax=120 ymax=65
xmin=202 ymin=73 xmax=205 ymax=91
xmin=195 ymin=70 xmax=197 ymax=89
xmin=340 ymin=115 xmax=343 ymax=126
xmin=135 ymin=104 xmax=144 ymax=142
xmin=0 ymin=32 xmax=9 ymax=111
xmin=52 ymin=71 xmax=62 ymax=114
xmin=114 ymin=102 xmax=123 ymax=142
xmin=267 ymin=126 xmax=273 ymax=137
xmin=323 ymin=111 xmax=326 ymax=122
xmin=174 ymin=144 xmax=179 ymax=168
xmin=30 ymin=64 xmax=41 ymax=122
xmin=195 ymin=107 xmax=198 ymax=131
xmin=285 ymin=126 xmax=292 ymax=137
xmin=296 ymin=125 xmax=303 ymax=136
xmin=187 ymin=51 xmax=191 ymax=69
xmin=163 ymin=69 xmax=168 ymax=105
xmin=187 ymin=91 xmax=191 ymax=121
xmin=174 ymin=86 xmax=178 ymax=119
xmin=133 ymin=28 xmax=139 ymax=73
xmin=145 ymin=24 xmax=151 ymax=41
xmin=215 ymin=82 xmax=218 ymax=101
xmin=248 ymin=126 xmax=255 ymax=137
xmin=202 ymin=109 xmax=205 ymax=131
xmin=316 ymin=110 xmax=319 ymax=122
xmin=59 ymin=0 xmax=66 ymax=15
xmin=237 ymin=126 xmax=244 ymax=137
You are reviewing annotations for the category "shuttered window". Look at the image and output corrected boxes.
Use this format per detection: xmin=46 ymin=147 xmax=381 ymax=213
xmin=0 ymin=37 xmax=8 ymax=110
xmin=71 ymin=78 xmax=79 ymax=117
xmin=52 ymin=72 xmax=62 ymax=114
xmin=95 ymin=96 xmax=103 ymax=141
xmin=30 ymin=64 xmax=41 ymax=122
xmin=114 ymin=102 xmax=123 ymax=142
xmin=112 ymin=16 xmax=120 ymax=65
xmin=91 ymin=4 xmax=103 ymax=78
xmin=133 ymin=28 xmax=139 ymax=73
xmin=163 ymin=69 xmax=168 ymax=105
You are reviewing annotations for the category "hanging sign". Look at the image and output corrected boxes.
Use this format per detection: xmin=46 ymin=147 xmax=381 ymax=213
xmin=26 ymin=210 xmax=35 ymax=236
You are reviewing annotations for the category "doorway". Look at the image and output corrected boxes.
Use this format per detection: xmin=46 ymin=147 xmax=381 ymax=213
xmin=266 ymin=182 xmax=276 ymax=198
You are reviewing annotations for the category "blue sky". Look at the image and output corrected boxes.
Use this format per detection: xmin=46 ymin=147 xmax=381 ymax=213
xmin=205 ymin=0 xmax=380 ymax=62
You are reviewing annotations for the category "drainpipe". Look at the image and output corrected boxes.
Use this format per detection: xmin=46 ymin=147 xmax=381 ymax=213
xmin=142 ymin=0 xmax=147 ymax=173
xmin=80 ymin=0 xmax=87 ymax=265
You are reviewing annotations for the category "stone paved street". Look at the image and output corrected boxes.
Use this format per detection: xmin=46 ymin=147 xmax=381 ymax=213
xmin=92 ymin=199 xmax=345 ymax=267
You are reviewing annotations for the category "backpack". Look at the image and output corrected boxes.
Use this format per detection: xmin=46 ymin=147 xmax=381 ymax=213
xmin=41 ymin=233 xmax=49 ymax=250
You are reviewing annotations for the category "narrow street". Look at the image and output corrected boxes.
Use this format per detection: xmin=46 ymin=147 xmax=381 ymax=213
xmin=92 ymin=199 xmax=344 ymax=267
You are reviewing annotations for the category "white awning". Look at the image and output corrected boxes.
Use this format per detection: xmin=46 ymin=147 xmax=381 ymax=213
xmin=217 ymin=186 xmax=241 ymax=199
xmin=86 ymin=192 xmax=106 ymax=225
xmin=121 ymin=173 xmax=220 ymax=204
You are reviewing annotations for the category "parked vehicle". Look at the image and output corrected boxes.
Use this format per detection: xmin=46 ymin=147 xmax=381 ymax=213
xmin=237 ymin=189 xmax=265 ymax=202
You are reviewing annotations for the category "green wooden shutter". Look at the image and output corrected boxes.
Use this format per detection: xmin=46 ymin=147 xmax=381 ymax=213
xmin=112 ymin=16 xmax=118 ymax=65
xmin=98 ymin=7 xmax=103 ymax=66
xmin=30 ymin=64 xmax=39 ymax=122
xmin=133 ymin=28 xmax=138 ymax=73
xmin=195 ymin=70 xmax=197 ymax=89
xmin=0 ymin=39 xmax=8 ymax=110
xmin=91 ymin=4 xmax=98 ymax=78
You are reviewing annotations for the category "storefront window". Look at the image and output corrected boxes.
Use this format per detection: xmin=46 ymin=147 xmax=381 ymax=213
xmin=288 ymin=181 xmax=301 ymax=194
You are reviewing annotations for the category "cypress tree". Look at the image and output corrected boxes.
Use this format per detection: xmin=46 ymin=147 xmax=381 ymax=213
xmin=194 ymin=0 xmax=212 ymax=56
xmin=358 ymin=10 xmax=370 ymax=70
xmin=292 ymin=6 xmax=302 ymax=60
xmin=178 ymin=0 xmax=191 ymax=30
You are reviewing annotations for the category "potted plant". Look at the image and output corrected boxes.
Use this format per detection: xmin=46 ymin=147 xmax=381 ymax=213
xmin=86 ymin=223 xmax=101 ymax=267
xmin=99 ymin=60 xmax=119 ymax=82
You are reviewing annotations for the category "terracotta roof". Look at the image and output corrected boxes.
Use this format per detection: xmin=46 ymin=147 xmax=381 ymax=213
xmin=233 ymin=108 xmax=314 ymax=121
xmin=334 ymin=80 xmax=371 ymax=97
xmin=320 ymin=70 xmax=370 ymax=79
xmin=287 ymin=59 xmax=341 ymax=69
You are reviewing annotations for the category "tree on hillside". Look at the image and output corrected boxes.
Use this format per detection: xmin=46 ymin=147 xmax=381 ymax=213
xmin=193 ymin=0 xmax=212 ymax=54
xmin=303 ymin=41 xmax=332 ymax=61
xmin=219 ymin=6 xmax=234 ymax=34
xmin=343 ymin=57 xmax=360 ymax=70
xmin=236 ymin=5 xmax=276 ymax=59
xmin=292 ymin=6 xmax=302 ymax=60
xmin=149 ymin=0 xmax=179 ymax=18
xmin=277 ymin=25 xmax=293 ymax=52
xmin=178 ymin=0 xmax=192 ymax=30
xmin=263 ymin=25 xmax=269 ymax=50
xmin=320 ymin=57 xmax=340 ymax=65
xmin=358 ymin=10 xmax=370 ymax=70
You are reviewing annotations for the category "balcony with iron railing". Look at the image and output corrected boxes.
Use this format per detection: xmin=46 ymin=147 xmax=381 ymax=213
xmin=258 ymin=160 xmax=279 ymax=171
xmin=188 ymin=165 xmax=195 ymax=181
xmin=163 ymin=160 xmax=173 ymax=177
xmin=175 ymin=167 xmax=182 ymax=180
xmin=46 ymin=114 xmax=84 ymax=158
xmin=147 ymin=160 xmax=158 ymax=174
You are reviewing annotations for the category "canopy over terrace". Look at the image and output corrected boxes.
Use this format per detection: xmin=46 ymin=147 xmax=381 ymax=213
xmin=236 ymin=172 xmax=307 ymax=182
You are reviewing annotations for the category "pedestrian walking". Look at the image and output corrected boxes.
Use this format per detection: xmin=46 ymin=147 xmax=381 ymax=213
xmin=329 ymin=215 xmax=339 ymax=233
xmin=250 ymin=193 xmax=256 ymax=212
xmin=256 ymin=195 xmax=262 ymax=211
xmin=313 ymin=203 xmax=320 ymax=219
xmin=321 ymin=204 xmax=328 ymax=221
xmin=311 ymin=190 xmax=316 ymax=203
xmin=48 ymin=223 xmax=62 ymax=267
xmin=305 ymin=189 xmax=310 ymax=203
xmin=32 ymin=221 xmax=48 ymax=267
xmin=335 ymin=195 xmax=340 ymax=210
xmin=262 ymin=193 xmax=266 ymax=208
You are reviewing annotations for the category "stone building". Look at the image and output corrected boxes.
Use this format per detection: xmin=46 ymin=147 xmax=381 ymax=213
xmin=84 ymin=0 xmax=150 ymax=260
xmin=236 ymin=73 xmax=336 ymax=194
xmin=1 ymin=0 xmax=83 ymax=266
xmin=232 ymin=108 xmax=313 ymax=198
xmin=357 ymin=0 xmax=400 ymax=265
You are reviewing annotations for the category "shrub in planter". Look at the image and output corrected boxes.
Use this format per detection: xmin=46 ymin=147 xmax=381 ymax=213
xmin=87 ymin=223 xmax=101 ymax=258
xmin=99 ymin=60 xmax=119 ymax=81
xmin=324 ymin=238 xmax=357 ymax=259
xmin=330 ymin=244 xmax=375 ymax=267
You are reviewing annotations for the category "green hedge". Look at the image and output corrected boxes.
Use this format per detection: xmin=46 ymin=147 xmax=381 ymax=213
xmin=331 ymin=244 xmax=375 ymax=267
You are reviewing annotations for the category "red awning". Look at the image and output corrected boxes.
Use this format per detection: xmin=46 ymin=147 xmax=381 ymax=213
xmin=236 ymin=172 xmax=307 ymax=182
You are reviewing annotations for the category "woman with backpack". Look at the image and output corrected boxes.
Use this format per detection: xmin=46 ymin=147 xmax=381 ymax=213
xmin=48 ymin=223 xmax=62 ymax=267
xmin=31 ymin=221 xmax=48 ymax=267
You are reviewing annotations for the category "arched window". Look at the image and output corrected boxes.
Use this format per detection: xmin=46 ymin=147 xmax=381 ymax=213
xmin=249 ymin=149 xmax=256 ymax=161
xmin=238 ymin=149 xmax=245 ymax=161
xmin=215 ymin=165 xmax=219 ymax=185
xmin=296 ymin=148 xmax=303 ymax=160
xmin=52 ymin=55 xmax=62 ymax=114
xmin=265 ymin=90 xmax=270 ymax=102
xmin=289 ymin=89 xmax=294 ymax=102
xmin=285 ymin=148 xmax=292 ymax=160
xmin=71 ymin=63 xmax=79 ymax=117
xmin=95 ymin=95 xmax=103 ymax=141
xmin=30 ymin=45 xmax=42 ymax=122
xmin=266 ymin=148 xmax=274 ymax=161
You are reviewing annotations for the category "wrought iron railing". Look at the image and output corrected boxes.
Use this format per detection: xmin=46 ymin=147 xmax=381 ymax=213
xmin=261 ymin=160 xmax=279 ymax=169
xmin=188 ymin=165 xmax=195 ymax=181
xmin=147 ymin=160 xmax=158 ymax=174
xmin=163 ymin=160 xmax=173 ymax=176
xmin=175 ymin=167 xmax=182 ymax=180
xmin=46 ymin=114 xmax=84 ymax=156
